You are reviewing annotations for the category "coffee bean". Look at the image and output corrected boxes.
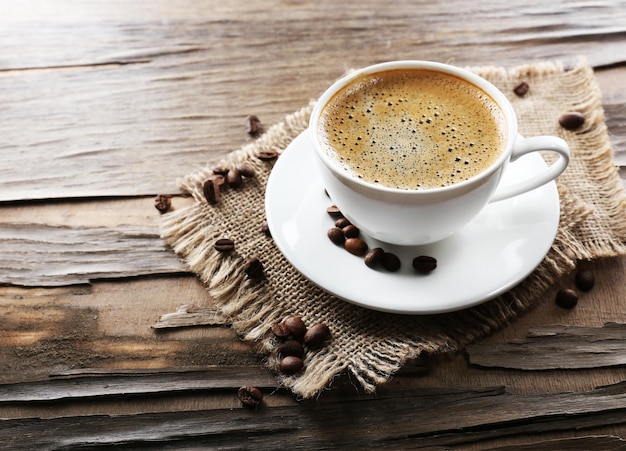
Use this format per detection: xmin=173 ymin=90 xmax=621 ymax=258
xmin=284 ymin=315 xmax=307 ymax=340
xmin=203 ymin=177 xmax=221 ymax=204
xmin=271 ymin=322 xmax=290 ymax=339
xmin=326 ymin=205 xmax=343 ymax=218
xmin=236 ymin=162 xmax=256 ymax=178
xmin=558 ymin=112 xmax=585 ymax=130
xmin=246 ymin=115 xmax=262 ymax=135
xmin=382 ymin=252 xmax=401 ymax=272
xmin=327 ymin=227 xmax=346 ymax=246
xmin=364 ymin=247 xmax=385 ymax=268
xmin=344 ymin=237 xmax=368 ymax=256
xmin=212 ymin=165 xmax=230 ymax=176
xmin=261 ymin=221 xmax=272 ymax=237
xmin=154 ymin=194 xmax=172 ymax=213
xmin=279 ymin=355 xmax=304 ymax=375
xmin=244 ymin=257 xmax=264 ymax=279
xmin=214 ymin=238 xmax=235 ymax=253
xmin=238 ymin=385 xmax=263 ymax=408
xmin=575 ymin=268 xmax=595 ymax=292
xmin=513 ymin=81 xmax=529 ymax=97
xmin=335 ymin=217 xmax=351 ymax=228
xmin=304 ymin=323 xmax=331 ymax=348
xmin=277 ymin=339 xmax=305 ymax=358
xmin=412 ymin=255 xmax=437 ymax=273
xmin=257 ymin=150 xmax=278 ymax=161
xmin=342 ymin=224 xmax=360 ymax=238
xmin=226 ymin=168 xmax=243 ymax=187
xmin=556 ymin=288 xmax=578 ymax=309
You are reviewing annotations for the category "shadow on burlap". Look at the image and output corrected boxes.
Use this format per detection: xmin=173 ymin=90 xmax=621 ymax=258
xmin=160 ymin=59 xmax=626 ymax=399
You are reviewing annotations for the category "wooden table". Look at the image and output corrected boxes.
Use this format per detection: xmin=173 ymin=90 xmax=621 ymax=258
xmin=1 ymin=1 xmax=625 ymax=448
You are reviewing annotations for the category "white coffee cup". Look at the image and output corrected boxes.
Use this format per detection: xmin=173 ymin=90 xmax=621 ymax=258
xmin=309 ymin=60 xmax=570 ymax=246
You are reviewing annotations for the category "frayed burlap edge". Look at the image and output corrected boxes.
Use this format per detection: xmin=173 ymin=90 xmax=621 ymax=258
xmin=160 ymin=59 xmax=626 ymax=399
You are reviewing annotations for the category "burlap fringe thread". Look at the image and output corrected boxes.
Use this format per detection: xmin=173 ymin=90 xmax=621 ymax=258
xmin=160 ymin=59 xmax=626 ymax=399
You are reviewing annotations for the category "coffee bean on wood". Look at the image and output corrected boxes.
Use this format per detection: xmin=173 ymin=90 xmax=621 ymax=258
xmin=238 ymin=386 xmax=263 ymax=408
xmin=154 ymin=194 xmax=172 ymax=213
xmin=246 ymin=114 xmax=262 ymax=135
xmin=575 ymin=268 xmax=595 ymax=292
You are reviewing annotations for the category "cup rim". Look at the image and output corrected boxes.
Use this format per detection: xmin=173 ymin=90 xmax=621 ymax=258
xmin=309 ymin=60 xmax=518 ymax=196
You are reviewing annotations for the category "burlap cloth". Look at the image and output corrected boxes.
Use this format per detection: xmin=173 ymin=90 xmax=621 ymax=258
xmin=160 ymin=59 xmax=626 ymax=398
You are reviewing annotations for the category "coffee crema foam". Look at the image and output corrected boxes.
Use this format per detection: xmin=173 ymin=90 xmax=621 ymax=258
xmin=318 ymin=69 xmax=508 ymax=190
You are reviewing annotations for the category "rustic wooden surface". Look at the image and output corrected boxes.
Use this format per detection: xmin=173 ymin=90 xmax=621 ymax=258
xmin=1 ymin=1 xmax=625 ymax=449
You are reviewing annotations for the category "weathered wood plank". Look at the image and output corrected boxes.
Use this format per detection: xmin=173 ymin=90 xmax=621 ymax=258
xmin=0 ymin=0 xmax=624 ymax=201
xmin=467 ymin=324 xmax=626 ymax=370
xmin=0 ymin=366 xmax=278 ymax=403
xmin=152 ymin=305 xmax=228 ymax=329
xmin=0 ymin=223 xmax=187 ymax=286
xmin=1 ymin=382 xmax=626 ymax=449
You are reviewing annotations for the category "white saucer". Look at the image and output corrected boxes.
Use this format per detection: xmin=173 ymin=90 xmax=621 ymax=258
xmin=265 ymin=129 xmax=560 ymax=315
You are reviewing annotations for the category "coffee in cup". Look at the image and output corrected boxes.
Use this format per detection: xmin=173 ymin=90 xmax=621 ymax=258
xmin=317 ymin=68 xmax=508 ymax=190
xmin=310 ymin=61 xmax=570 ymax=246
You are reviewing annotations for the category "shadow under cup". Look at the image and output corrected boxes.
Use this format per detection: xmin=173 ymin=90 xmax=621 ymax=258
xmin=309 ymin=61 xmax=548 ymax=246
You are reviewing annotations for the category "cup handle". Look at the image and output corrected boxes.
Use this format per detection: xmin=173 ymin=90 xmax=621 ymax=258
xmin=489 ymin=135 xmax=570 ymax=203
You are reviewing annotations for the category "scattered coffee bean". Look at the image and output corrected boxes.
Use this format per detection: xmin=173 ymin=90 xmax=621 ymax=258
xmin=257 ymin=150 xmax=279 ymax=161
xmin=154 ymin=194 xmax=172 ymax=213
xmin=344 ymin=237 xmax=368 ymax=256
xmin=226 ymin=168 xmax=243 ymax=187
xmin=412 ymin=255 xmax=437 ymax=273
xmin=326 ymin=205 xmax=343 ymax=218
xmin=238 ymin=386 xmax=263 ymax=408
xmin=271 ymin=322 xmax=290 ymax=339
xmin=513 ymin=81 xmax=529 ymax=97
xmin=246 ymin=115 xmax=262 ymax=135
xmin=575 ymin=268 xmax=595 ymax=292
xmin=212 ymin=165 xmax=230 ymax=176
xmin=342 ymin=224 xmax=360 ymax=238
xmin=556 ymin=288 xmax=578 ymax=309
xmin=244 ymin=257 xmax=264 ymax=279
xmin=327 ymin=227 xmax=346 ymax=246
xmin=284 ymin=315 xmax=307 ymax=340
xmin=279 ymin=355 xmax=304 ymax=375
xmin=335 ymin=217 xmax=351 ymax=228
xmin=236 ymin=162 xmax=256 ymax=178
xmin=203 ymin=177 xmax=221 ymax=204
xmin=214 ymin=238 xmax=235 ymax=253
xmin=382 ymin=252 xmax=401 ymax=272
xmin=364 ymin=247 xmax=385 ymax=268
xmin=261 ymin=221 xmax=272 ymax=237
xmin=277 ymin=339 xmax=305 ymax=358
xmin=558 ymin=111 xmax=585 ymax=131
xmin=304 ymin=323 xmax=331 ymax=348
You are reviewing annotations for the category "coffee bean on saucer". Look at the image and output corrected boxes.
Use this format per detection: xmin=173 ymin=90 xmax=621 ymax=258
xmin=342 ymin=224 xmax=360 ymax=238
xmin=335 ymin=217 xmax=351 ymax=228
xmin=236 ymin=162 xmax=256 ymax=178
xmin=279 ymin=356 xmax=304 ymax=375
xmin=304 ymin=323 xmax=331 ymax=348
xmin=238 ymin=386 xmax=263 ymax=408
xmin=513 ymin=81 xmax=529 ymax=97
xmin=382 ymin=252 xmax=401 ymax=272
xmin=556 ymin=288 xmax=578 ymax=309
xmin=344 ymin=237 xmax=368 ymax=256
xmin=364 ymin=247 xmax=385 ymax=268
xmin=214 ymin=238 xmax=235 ymax=253
xmin=327 ymin=227 xmax=346 ymax=246
xmin=326 ymin=205 xmax=343 ymax=218
xmin=277 ymin=339 xmax=305 ymax=358
xmin=244 ymin=257 xmax=265 ymax=279
xmin=412 ymin=255 xmax=437 ymax=273
xmin=559 ymin=111 xmax=585 ymax=131
xmin=575 ymin=268 xmax=595 ymax=292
